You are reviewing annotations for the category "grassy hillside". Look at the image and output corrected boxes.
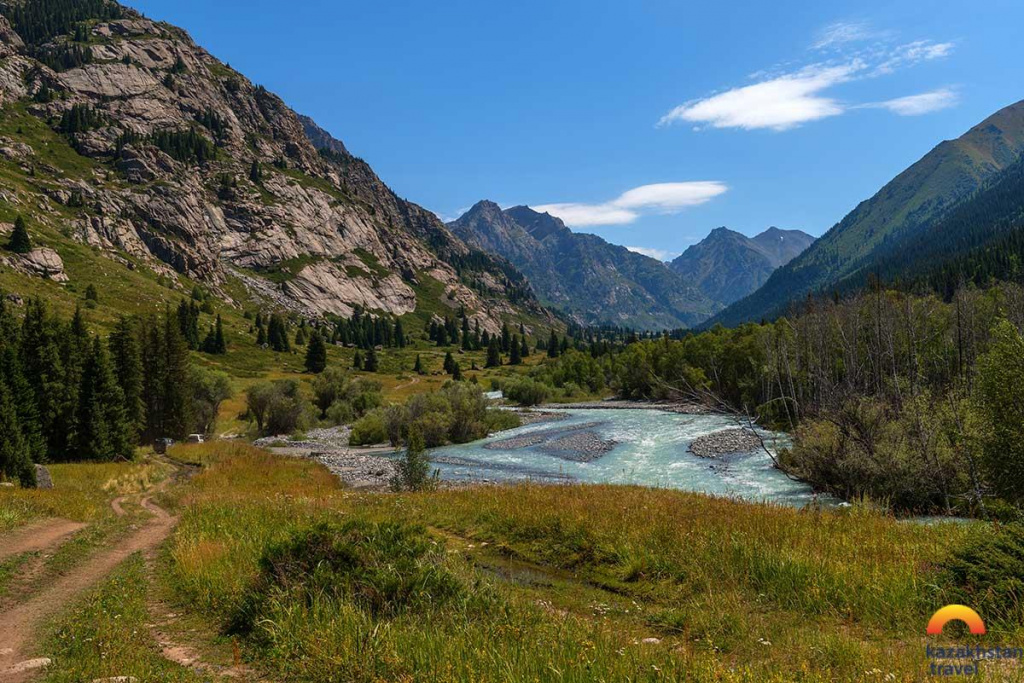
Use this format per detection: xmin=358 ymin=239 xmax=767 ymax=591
xmin=711 ymin=99 xmax=1024 ymax=326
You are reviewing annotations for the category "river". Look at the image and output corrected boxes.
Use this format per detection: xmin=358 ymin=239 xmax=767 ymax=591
xmin=429 ymin=408 xmax=831 ymax=507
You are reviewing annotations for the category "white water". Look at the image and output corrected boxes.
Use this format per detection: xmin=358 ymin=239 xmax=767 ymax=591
xmin=429 ymin=408 xmax=831 ymax=507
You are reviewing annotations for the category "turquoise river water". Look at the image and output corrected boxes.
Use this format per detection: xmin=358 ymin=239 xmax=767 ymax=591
xmin=429 ymin=408 xmax=831 ymax=507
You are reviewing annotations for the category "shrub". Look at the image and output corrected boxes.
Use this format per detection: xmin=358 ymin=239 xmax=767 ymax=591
xmin=505 ymin=377 xmax=550 ymax=406
xmin=940 ymin=523 xmax=1024 ymax=628
xmin=349 ymin=409 xmax=387 ymax=446
xmin=325 ymin=400 xmax=354 ymax=426
xmin=231 ymin=520 xmax=462 ymax=635
xmin=391 ymin=426 xmax=435 ymax=492
xmin=485 ymin=409 xmax=521 ymax=433
xmin=246 ymin=380 xmax=312 ymax=436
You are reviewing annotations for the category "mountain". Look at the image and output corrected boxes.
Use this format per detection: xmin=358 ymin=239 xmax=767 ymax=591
xmin=449 ymin=202 xmax=717 ymax=329
xmin=709 ymin=99 xmax=1024 ymax=327
xmin=669 ymin=227 xmax=813 ymax=307
xmin=0 ymin=0 xmax=547 ymax=333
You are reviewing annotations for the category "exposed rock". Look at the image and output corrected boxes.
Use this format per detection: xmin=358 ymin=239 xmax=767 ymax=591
xmin=34 ymin=464 xmax=53 ymax=489
xmin=21 ymin=248 xmax=69 ymax=282
xmin=688 ymin=428 xmax=763 ymax=458
xmin=0 ymin=6 xmax=550 ymax=331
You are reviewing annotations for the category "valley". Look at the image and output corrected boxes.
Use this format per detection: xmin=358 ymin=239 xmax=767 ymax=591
xmin=1 ymin=0 xmax=1023 ymax=681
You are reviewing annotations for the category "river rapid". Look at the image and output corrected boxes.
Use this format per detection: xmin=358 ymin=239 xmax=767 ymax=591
xmin=429 ymin=408 xmax=831 ymax=507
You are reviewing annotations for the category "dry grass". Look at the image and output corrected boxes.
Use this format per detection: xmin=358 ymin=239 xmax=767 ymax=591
xmin=161 ymin=444 xmax=1017 ymax=682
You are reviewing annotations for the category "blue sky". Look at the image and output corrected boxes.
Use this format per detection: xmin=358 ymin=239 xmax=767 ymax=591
xmin=130 ymin=0 xmax=1023 ymax=261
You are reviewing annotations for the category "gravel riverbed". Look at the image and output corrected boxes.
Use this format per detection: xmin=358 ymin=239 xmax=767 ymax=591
xmin=688 ymin=428 xmax=764 ymax=458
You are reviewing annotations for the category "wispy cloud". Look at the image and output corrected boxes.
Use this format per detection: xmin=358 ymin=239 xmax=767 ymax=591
xmin=812 ymin=21 xmax=881 ymax=49
xmin=864 ymin=87 xmax=959 ymax=116
xmin=533 ymin=181 xmax=727 ymax=227
xmin=626 ymin=246 xmax=679 ymax=262
xmin=660 ymin=23 xmax=957 ymax=132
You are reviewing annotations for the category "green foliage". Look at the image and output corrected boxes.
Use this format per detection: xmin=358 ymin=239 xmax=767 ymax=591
xmin=972 ymin=320 xmax=1024 ymax=504
xmin=3 ymin=0 xmax=123 ymax=45
xmin=304 ymin=330 xmax=327 ymax=373
xmin=940 ymin=523 xmax=1024 ymax=628
xmin=503 ymin=377 xmax=550 ymax=407
xmin=245 ymin=380 xmax=311 ymax=436
xmin=311 ymin=368 xmax=382 ymax=423
xmin=391 ymin=426 xmax=434 ymax=491
xmin=231 ymin=520 xmax=463 ymax=638
xmin=349 ymin=409 xmax=387 ymax=446
xmin=7 ymin=215 xmax=31 ymax=254
xmin=150 ymin=128 xmax=217 ymax=164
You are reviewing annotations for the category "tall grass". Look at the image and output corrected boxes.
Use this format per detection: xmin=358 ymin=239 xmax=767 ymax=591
xmin=0 ymin=461 xmax=166 ymax=531
xmin=165 ymin=445 xmax=1009 ymax=682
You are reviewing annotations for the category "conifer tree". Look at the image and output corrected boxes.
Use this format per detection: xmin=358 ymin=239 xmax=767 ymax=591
xmin=0 ymin=380 xmax=33 ymax=486
xmin=486 ymin=338 xmax=502 ymax=368
xmin=304 ymin=331 xmax=328 ymax=374
xmin=394 ymin=318 xmax=406 ymax=348
xmin=75 ymin=337 xmax=131 ymax=461
xmin=213 ymin=314 xmax=227 ymax=354
xmin=353 ymin=350 xmax=363 ymax=370
xmin=413 ymin=353 xmax=423 ymax=374
xmin=520 ymin=334 xmax=530 ymax=358
xmin=443 ymin=351 xmax=455 ymax=375
xmin=548 ymin=330 xmax=560 ymax=358
xmin=510 ymin=335 xmax=522 ymax=365
xmin=109 ymin=316 xmax=145 ymax=441
xmin=364 ymin=347 xmax=379 ymax=372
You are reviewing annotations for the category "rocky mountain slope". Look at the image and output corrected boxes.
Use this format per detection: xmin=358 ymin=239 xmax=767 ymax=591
xmin=448 ymin=201 xmax=717 ymax=329
xmin=669 ymin=226 xmax=813 ymax=307
xmin=0 ymin=0 xmax=546 ymax=333
xmin=710 ymin=98 xmax=1024 ymax=326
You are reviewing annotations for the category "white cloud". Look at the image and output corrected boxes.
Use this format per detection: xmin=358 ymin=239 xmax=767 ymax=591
xmin=533 ymin=181 xmax=727 ymax=228
xmin=866 ymin=88 xmax=959 ymax=116
xmin=659 ymin=64 xmax=856 ymax=131
xmin=626 ymin=246 xmax=679 ymax=262
xmin=660 ymin=26 xmax=957 ymax=132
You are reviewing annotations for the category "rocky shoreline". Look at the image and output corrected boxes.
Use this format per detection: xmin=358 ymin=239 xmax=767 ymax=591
xmin=542 ymin=399 xmax=712 ymax=415
xmin=688 ymin=428 xmax=763 ymax=458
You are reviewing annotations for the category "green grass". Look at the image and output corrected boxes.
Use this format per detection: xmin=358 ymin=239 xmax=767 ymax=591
xmin=42 ymin=554 xmax=203 ymax=683
xmin=0 ymin=460 xmax=168 ymax=531
xmin=161 ymin=443 xmax=1019 ymax=682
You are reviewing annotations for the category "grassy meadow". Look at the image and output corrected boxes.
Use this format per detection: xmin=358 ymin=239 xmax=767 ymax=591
xmin=157 ymin=442 xmax=1022 ymax=682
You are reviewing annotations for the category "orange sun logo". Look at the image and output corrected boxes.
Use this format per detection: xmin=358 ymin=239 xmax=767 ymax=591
xmin=927 ymin=605 xmax=986 ymax=635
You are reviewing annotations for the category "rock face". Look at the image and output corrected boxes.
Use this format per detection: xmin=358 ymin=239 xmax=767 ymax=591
xmin=21 ymin=248 xmax=68 ymax=282
xmin=0 ymin=4 xmax=547 ymax=327
xmin=669 ymin=227 xmax=814 ymax=307
xmin=449 ymin=201 xmax=716 ymax=329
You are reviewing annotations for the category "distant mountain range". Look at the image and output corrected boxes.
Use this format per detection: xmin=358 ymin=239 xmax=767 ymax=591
xmin=710 ymin=99 xmax=1024 ymax=327
xmin=449 ymin=202 xmax=812 ymax=329
xmin=670 ymin=227 xmax=814 ymax=307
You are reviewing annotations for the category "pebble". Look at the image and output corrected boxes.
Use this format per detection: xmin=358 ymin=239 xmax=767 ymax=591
xmin=688 ymin=428 xmax=763 ymax=458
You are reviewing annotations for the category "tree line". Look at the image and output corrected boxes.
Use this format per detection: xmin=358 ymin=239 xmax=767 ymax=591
xmin=0 ymin=298 xmax=231 ymax=486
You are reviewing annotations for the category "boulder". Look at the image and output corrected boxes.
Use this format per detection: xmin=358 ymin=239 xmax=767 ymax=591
xmin=21 ymin=248 xmax=69 ymax=282
xmin=34 ymin=464 xmax=53 ymax=489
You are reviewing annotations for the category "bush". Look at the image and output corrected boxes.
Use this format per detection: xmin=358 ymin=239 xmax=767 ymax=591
xmin=504 ymin=377 xmax=550 ymax=406
xmin=940 ymin=523 xmax=1024 ymax=628
xmin=391 ymin=427 xmax=434 ymax=491
xmin=246 ymin=380 xmax=312 ymax=436
xmin=231 ymin=520 xmax=462 ymax=635
xmin=485 ymin=409 xmax=521 ymax=433
xmin=349 ymin=409 xmax=388 ymax=446
xmin=325 ymin=400 xmax=354 ymax=426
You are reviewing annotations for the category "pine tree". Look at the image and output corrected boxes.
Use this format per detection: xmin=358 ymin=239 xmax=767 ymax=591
xmin=520 ymin=334 xmax=530 ymax=358
xmin=364 ymin=347 xmax=379 ymax=372
xmin=295 ymin=326 xmax=307 ymax=346
xmin=353 ymin=350 xmax=363 ymax=370
xmin=0 ymin=380 xmax=33 ymax=486
xmin=510 ymin=335 xmax=522 ymax=365
xmin=413 ymin=353 xmax=423 ymax=374
xmin=249 ymin=160 xmax=262 ymax=183
xmin=162 ymin=310 xmax=193 ymax=439
xmin=213 ymin=314 xmax=227 ymax=354
xmin=548 ymin=331 xmax=560 ymax=358
xmin=501 ymin=323 xmax=511 ymax=352
xmin=486 ymin=338 xmax=502 ymax=368
xmin=394 ymin=318 xmax=406 ymax=348
xmin=75 ymin=337 xmax=132 ymax=461
xmin=443 ymin=351 xmax=455 ymax=375
xmin=304 ymin=331 xmax=328 ymax=374
xmin=451 ymin=362 xmax=462 ymax=381
xmin=109 ymin=316 xmax=145 ymax=441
